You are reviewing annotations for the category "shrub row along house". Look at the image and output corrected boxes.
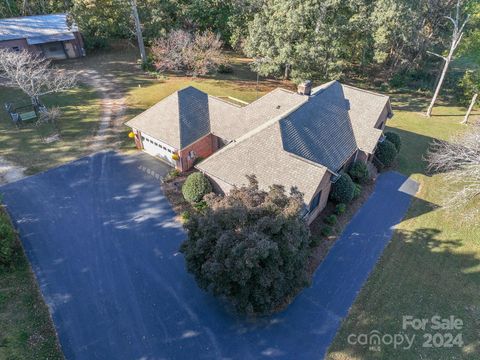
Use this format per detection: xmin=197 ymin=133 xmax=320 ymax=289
xmin=126 ymin=81 xmax=392 ymax=223
xmin=0 ymin=14 xmax=85 ymax=59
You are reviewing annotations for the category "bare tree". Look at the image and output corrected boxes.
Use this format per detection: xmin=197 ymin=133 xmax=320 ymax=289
xmin=129 ymin=0 xmax=146 ymax=64
xmin=461 ymin=93 xmax=478 ymax=124
xmin=151 ymin=30 xmax=192 ymax=73
xmin=425 ymin=0 xmax=469 ymax=117
xmin=426 ymin=125 xmax=480 ymax=212
xmin=183 ymin=31 xmax=225 ymax=76
xmin=0 ymin=49 xmax=76 ymax=107
xmin=151 ymin=30 xmax=225 ymax=77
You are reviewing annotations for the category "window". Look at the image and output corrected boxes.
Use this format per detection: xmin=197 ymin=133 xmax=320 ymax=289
xmin=310 ymin=191 xmax=322 ymax=211
xmin=141 ymin=136 xmax=145 ymax=141
xmin=188 ymin=150 xmax=197 ymax=159
xmin=11 ymin=46 xmax=20 ymax=52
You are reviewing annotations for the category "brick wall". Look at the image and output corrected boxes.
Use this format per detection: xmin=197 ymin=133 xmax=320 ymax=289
xmin=306 ymin=172 xmax=333 ymax=224
xmin=178 ymin=134 xmax=219 ymax=171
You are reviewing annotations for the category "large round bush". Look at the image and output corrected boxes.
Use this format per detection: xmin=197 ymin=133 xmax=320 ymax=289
xmin=180 ymin=176 xmax=311 ymax=315
xmin=348 ymin=161 xmax=369 ymax=183
xmin=182 ymin=172 xmax=212 ymax=203
xmin=330 ymin=173 xmax=355 ymax=204
xmin=375 ymin=140 xmax=398 ymax=167
xmin=384 ymin=131 xmax=402 ymax=152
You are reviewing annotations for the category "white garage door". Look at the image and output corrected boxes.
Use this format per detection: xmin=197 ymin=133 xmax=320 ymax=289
xmin=141 ymin=134 xmax=176 ymax=166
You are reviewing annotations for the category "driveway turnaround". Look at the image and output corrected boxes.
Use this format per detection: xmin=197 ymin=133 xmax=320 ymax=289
xmin=1 ymin=152 xmax=418 ymax=360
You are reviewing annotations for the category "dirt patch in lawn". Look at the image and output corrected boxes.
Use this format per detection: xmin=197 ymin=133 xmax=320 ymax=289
xmin=0 ymin=157 xmax=26 ymax=185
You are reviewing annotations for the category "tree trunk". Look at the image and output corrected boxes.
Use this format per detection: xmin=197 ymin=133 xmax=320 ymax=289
xmin=130 ymin=0 xmax=147 ymax=64
xmin=426 ymin=54 xmax=452 ymax=117
xmin=284 ymin=64 xmax=290 ymax=80
xmin=461 ymin=93 xmax=478 ymax=124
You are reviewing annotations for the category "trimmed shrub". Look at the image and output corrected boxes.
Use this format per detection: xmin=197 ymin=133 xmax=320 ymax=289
xmin=353 ymin=183 xmax=362 ymax=199
xmin=324 ymin=214 xmax=337 ymax=225
xmin=384 ymin=132 xmax=402 ymax=152
xmin=321 ymin=226 xmax=333 ymax=237
xmin=182 ymin=172 xmax=212 ymax=203
xmin=349 ymin=161 xmax=369 ymax=183
xmin=0 ymin=216 xmax=16 ymax=267
xmin=335 ymin=203 xmax=347 ymax=215
xmin=375 ymin=140 xmax=398 ymax=167
xmin=330 ymin=174 xmax=355 ymax=204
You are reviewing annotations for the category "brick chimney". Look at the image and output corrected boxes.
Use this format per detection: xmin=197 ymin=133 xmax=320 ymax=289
xmin=297 ymin=80 xmax=312 ymax=96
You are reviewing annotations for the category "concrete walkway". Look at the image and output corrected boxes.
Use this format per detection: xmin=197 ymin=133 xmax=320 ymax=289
xmin=0 ymin=153 xmax=417 ymax=360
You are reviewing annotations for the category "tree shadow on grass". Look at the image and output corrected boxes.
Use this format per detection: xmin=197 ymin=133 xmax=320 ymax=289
xmin=327 ymin=227 xmax=480 ymax=360
xmin=390 ymin=92 xmax=429 ymax=112
xmin=384 ymin=127 xmax=437 ymax=177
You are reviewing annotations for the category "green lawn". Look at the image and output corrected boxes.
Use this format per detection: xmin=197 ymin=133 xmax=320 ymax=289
xmin=124 ymin=49 xmax=291 ymax=113
xmin=0 ymin=208 xmax=63 ymax=360
xmin=327 ymin=99 xmax=480 ymax=359
xmin=0 ymin=85 xmax=102 ymax=174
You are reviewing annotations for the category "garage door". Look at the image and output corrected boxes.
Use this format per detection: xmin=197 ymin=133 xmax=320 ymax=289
xmin=141 ymin=135 xmax=176 ymax=166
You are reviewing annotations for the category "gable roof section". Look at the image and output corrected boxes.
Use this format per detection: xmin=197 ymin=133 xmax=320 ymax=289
xmin=127 ymin=86 xmax=305 ymax=148
xmin=208 ymin=88 xmax=306 ymax=141
xmin=342 ymin=85 xmax=391 ymax=153
xmin=126 ymin=86 xmax=210 ymax=149
xmin=280 ymin=81 xmax=358 ymax=172
xmin=0 ymin=14 xmax=77 ymax=42
xmin=197 ymin=121 xmax=328 ymax=203
xmin=177 ymin=87 xmax=211 ymax=147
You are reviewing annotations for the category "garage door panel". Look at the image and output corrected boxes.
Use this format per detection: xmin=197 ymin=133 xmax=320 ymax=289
xmin=141 ymin=135 xmax=175 ymax=166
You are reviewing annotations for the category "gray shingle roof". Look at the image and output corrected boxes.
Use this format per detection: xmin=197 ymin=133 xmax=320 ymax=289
xmin=0 ymin=14 xmax=77 ymax=42
xmin=208 ymin=88 xmax=306 ymax=141
xmin=127 ymin=86 xmax=305 ymax=148
xmin=126 ymin=86 xmax=211 ymax=149
xmin=197 ymin=81 xmax=391 ymax=203
xmin=280 ymin=81 xmax=358 ymax=172
xmin=342 ymin=85 xmax=391 ymax=153
xmin=197 ymin=121 xmax=328 ymax=203
xmin=177 ymin=87 xmax=211 ymax=147
xmin=127 ymin=81 xmax=391 ymax=202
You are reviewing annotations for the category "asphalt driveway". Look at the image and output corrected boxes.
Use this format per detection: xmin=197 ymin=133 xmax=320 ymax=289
xmin=0 ymin=151 xmax=418 ymax=360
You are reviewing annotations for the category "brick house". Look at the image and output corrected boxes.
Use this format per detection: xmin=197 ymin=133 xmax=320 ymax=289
xmin=0 ymin=14 xmax=85 ymax=60
xmin=126 ymin=81 xmax=392 ymax=223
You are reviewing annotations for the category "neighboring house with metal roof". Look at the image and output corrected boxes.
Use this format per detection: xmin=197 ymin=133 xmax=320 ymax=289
xmin=126 ymin=81 xmax=392 ymax=223
xmin=0 ymin=14 xmax=85 ymax=59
